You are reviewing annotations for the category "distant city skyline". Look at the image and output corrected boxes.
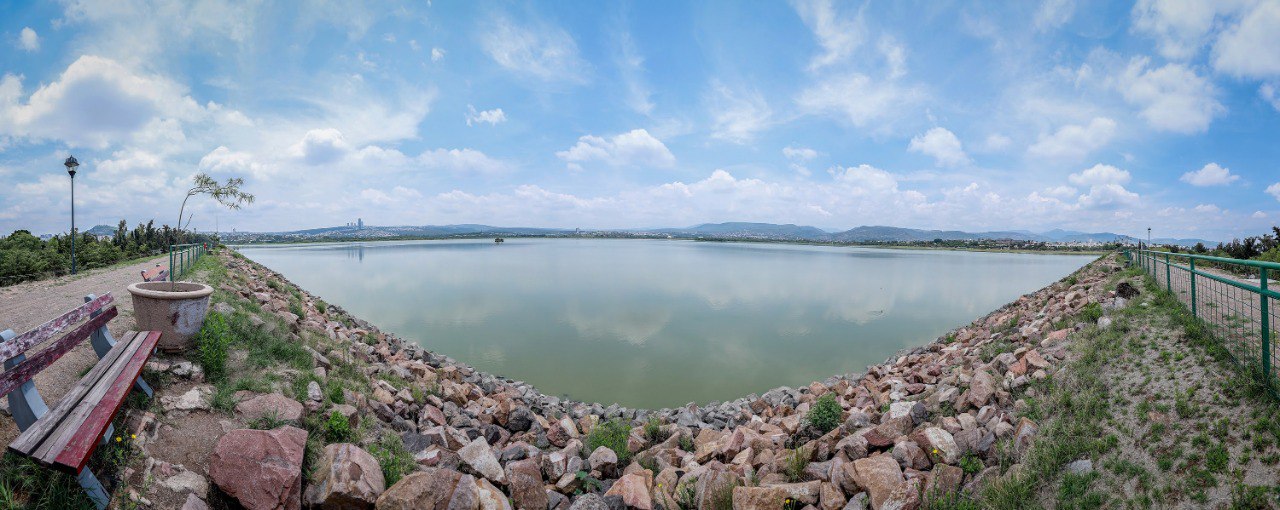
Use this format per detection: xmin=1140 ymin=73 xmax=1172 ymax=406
xmin=1 ymin=1 xmax=1278 ymax=240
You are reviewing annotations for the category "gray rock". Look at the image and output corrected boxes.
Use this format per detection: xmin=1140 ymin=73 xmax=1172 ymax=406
xmin=568 ymin=493 xmax=608 ymax=510
xmin=1066 ymin=459 xmax=1093 ymax=475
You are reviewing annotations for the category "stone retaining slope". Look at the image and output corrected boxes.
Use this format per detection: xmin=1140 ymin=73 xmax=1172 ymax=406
xmin=185 ymin=250 xmax=1117 ymax=509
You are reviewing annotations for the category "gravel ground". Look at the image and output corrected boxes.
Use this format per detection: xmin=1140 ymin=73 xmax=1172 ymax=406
xmin=0 ymin=255 xmax=168 ymax=444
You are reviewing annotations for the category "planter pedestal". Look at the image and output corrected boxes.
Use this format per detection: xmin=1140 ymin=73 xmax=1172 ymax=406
xmin=126 ymin=281 xmax=214 ymax=352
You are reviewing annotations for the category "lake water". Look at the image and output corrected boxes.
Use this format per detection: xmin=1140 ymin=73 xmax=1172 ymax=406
xmin=236 ymin=239 xmax=1095 ymax=408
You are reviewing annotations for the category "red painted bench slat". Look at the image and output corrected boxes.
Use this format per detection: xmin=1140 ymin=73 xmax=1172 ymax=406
xmin=54 ymin=330 xmax=161 ymax=472
xmin=0 ymin=307 xmax=118 ymax=397
xmin=7 ymin=331 xmax=138 ymax=457
xmin=0 ymin=294 xmax=113 ymax=362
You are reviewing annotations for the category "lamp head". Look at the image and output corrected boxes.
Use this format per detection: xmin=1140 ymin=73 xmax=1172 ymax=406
xmin=64 ymin=155 xmax=79 ymax=177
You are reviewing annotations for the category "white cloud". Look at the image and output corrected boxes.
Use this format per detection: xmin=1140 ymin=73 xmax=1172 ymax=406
xmin=0 ymin=55 xmax=206 ymax=148
xmin=908 ymin=127 xmax=969 ymax=167
xmin=360 ymin=186 xmax=423 ymax=205
xmin=783 ymin=145 xmax=819 ymax=176
xmin=782 ymin=146 xmax=818 ymax=161
xmin=706 ymin=82 xmax=772 ymax=143
xmin=1035 ymin=0 xmax=1076 ymax=31
xmin=1180 ymin=163 xmax=1239 ymax=186
xmin=1130 ymin=0 xmax=1218 ymax=60
xmin=1213 ymin=1 xmax=1280 ymax=77
xmin=1268 ymin=183 xmax=1280 ymax=202
xmin=796 ymin=73 xmax=924 ymax=129
xmin=1193 ymin=204 xmax=1221 ymax=214
xmin=480 ymin=15 xmax=588 ymax=83
xmin=1262 ymin=83 xmax=1280 ymax=111
xmin=1254 ymin=211 xmax=1268 ymax=219
xmin=982 ymin=134 xmax=1012 ymax=152
xmin=417 ymin=148 xmax=510 ymax=175
xmin=1069 ymin=163 xmax=1131 ymax=186
xmin=616 ymin=31 xmax=654 ymax=115
xmin=1117 ymin=57 xmax=1223 ymax=133
xmin=1077 ymin=183 xmax=1140 ymax=210
xmin=465 ymin=105 xmax=507 ymax=127
xmin=431 ymin=47 xmax=445 ymax=62
xmin=289 ymin=128 xmax=350 ymax=165
xmin=18 ymin=27 xmax=39 ymax=51
xmin=1043 ymin=185 xmax=1078 ymax=199
xmin=556 ymin=129 xmax=676 ymax=170
xmin=1026 ymin=117 xmax=1116 ymax=162
xmin=792 ymin=0 xmax=864 ymax=70
xmin=199 ymin=146 xmax=270 ymax=179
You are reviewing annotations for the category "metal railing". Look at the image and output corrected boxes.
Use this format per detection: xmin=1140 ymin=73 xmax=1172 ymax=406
xmin=169 ymin=242 xmax=209 ymax=281
xmin=1126 ymin=249 xmax=1279 ymax=396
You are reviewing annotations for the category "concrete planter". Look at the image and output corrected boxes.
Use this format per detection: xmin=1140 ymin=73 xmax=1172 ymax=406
xmin=127 ymin=281 xmax=214 ymax=352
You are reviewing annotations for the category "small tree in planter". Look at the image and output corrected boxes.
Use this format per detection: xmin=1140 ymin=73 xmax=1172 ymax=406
xmin=177 ymin=173 xmax=255 ymax=235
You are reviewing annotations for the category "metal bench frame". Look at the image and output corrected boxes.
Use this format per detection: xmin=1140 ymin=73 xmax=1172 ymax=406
xmin=2 ymin=293 xmax=156 ymax=509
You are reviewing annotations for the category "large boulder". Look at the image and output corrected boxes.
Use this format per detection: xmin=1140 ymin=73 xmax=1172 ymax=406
xmin=209 ymin=426 xmax=307 ymax=510
xmin=305 ymin=443 xmax=386 ymax=509
xmin=732 ymin=486 xmax=791 ymax=510
xmin=603 ymin=472 xmax=652 ymax=510
xmin=967 ymin=371 xmax=997 ymax=408
xmin=375 ymin=468 xmax=479 ymax=510
xmin=236 ymin=393 xmax=305 ymax=423
xmin=504 ymin=458 xmax=547 ymax=510
xmin=851 ymin=455 xmax=904 ymax=510
xmin=458 ymin=438 xmax=506 ymax=484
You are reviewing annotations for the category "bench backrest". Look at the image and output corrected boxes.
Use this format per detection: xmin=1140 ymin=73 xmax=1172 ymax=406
xmin=0 ymin=294 xmax=117 ymax=397
xmin=141 ymin=266 xmax=168 ymax=282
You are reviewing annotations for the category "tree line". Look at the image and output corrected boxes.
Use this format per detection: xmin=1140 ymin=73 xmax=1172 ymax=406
xmin=0 ymin=220 xmax=216 ymax=286
xmin=1163 ymin=226 xmax=1280 ymax=264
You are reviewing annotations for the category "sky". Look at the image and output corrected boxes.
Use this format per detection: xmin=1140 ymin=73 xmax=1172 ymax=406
xmin=1 ymin=1 xmax=1278 ymax=241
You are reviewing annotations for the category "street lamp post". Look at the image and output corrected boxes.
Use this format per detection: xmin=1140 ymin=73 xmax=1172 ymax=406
xmin=1147 ymin=227 xmax=1152 ymax=247
xmin=65 ymin=155 xmax=79 ymax=275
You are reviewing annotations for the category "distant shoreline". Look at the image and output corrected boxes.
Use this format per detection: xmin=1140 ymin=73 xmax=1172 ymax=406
xmin=226 ymin=233 xmax=1113 ymax=256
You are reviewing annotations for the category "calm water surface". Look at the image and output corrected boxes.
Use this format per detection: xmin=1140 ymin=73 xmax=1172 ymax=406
xmin=237 ymin=239 xmax=1094 ymax=408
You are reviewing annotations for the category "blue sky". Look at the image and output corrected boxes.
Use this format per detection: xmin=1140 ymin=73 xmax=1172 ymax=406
xmin=1 ymin=0 xmax=1278 ymax=241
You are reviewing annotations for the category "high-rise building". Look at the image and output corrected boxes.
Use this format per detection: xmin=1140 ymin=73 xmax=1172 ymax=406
xmin=358 ymin=218 xmax=364 ymax=229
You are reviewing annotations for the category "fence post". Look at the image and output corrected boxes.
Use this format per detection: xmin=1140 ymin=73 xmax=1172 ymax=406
xmin=1165 ymin=253 xmax=1172 ymax=292
xmin=1263 ymin=268 xmax=1271 ymax=385
xmin=168 ymin=246 xmax=174 ymax=282
xmin=1189 ymin=258 xmax=1197 ymax=317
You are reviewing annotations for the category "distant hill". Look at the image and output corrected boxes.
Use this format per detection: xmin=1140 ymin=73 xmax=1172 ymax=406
xmin=85 ymin=225 xmax=116 ymax=236
xmin=220 ymin=221 xmax=1217 ymax=247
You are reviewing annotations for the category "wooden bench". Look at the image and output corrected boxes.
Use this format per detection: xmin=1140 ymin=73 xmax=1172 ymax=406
xmin=1 ymin=293 xmax=160 ymax=509
xmin=140 ymin=264 xmax=169 ymax=282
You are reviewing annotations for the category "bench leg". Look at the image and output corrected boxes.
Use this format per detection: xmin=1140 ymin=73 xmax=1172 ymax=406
xmin=2 ymin=349 xmax=49 ymax=432
xmin=84 ymin=296 xmax=154 ymax=398
xmin=76 ymin=468 xmax=110 ymax=510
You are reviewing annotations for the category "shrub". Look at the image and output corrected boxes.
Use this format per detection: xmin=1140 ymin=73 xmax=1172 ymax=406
xmin=678 ymin=434 xmax=695 ymax=452
xmin=806 ymin=394 xmax=842 ymax=433
xmin=585 ymin=420 xmax=632 ymax=464
xmin=324 ymin=411 xmax=353 ymax=443
xmin=1080 ymin=302 xmax=1103 ymax=323
xmin=643 ymin=416 xmax=669 ymax=443
xmin=369 ymin=433 xmax=415 ymax=486
xmin=959 ymin=453 xmax=983 ymax=474
xmin=195 ymin=311 xmax=231 ymax=382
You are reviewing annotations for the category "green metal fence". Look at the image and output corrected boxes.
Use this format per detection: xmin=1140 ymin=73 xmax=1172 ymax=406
xmin=1125 ymin=249 xmax=1279 ymax=396
xmin=169 ymin=242 xmax=209 ymax=281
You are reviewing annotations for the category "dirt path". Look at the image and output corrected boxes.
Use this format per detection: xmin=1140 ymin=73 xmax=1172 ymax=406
xmin=0 ymin=255 xmax=168 ymax=443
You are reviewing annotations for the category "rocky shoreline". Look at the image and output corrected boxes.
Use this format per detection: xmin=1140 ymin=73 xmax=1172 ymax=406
xmin=165 ymin=249 xmax=1119 ymax=509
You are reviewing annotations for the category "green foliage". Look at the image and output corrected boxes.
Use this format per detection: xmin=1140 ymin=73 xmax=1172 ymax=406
xmin=585 ymin=420 xmax=633 ymax=464
xmin=1080 ymin=302 xmax=1103 ymax=323
xmin=248 ymin=410 xmax=288 ymax=430
xmin=324 ymin=411 xmax=354 ymax=443
xmin=806 ymin=393 xmax=842 ymax=433
xmin=643 ymin=416 xmax=669 ymax=443
xmin=678 ymin=433 xmax=695 ymax=452
xmin=314 ymin=300 xmax=328 ymax=314
xmin=288 ymin=299 xmax=306 ymax=320
xmin=0 ymin=223 xmax=217 ymax=287
xmin=958 ymin=453 xmax=983 ymax=474
xmin=369 ymin=433 xmax=416 ymax=486
xmin=195 ymin=311 xmax=231 ymax=382
xmin=783 ymin=446 xmax=811 ymax=482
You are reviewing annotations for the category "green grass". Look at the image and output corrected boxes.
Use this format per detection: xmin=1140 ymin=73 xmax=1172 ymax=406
xmin=194 ymin=311 xmax=231 ymax=382
xmin=783 ymin=446 xmax=811 ymax=482
xmin=323 ymin=410 xmax=355 ymax=443
xmin=368 ymin=433 xmax=416 ymax=486
xmin=584 ymin=420 xmax=633 ymax=465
